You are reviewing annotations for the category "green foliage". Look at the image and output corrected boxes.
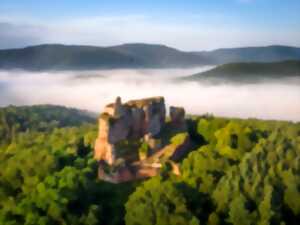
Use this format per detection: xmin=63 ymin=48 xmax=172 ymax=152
xmin=178 ymin=117 xmax=300 ymax=225
xmin=181 ymin=149 xmax=230 ymax=193
xmin=227 ymin=194 xmax=252 ymax=225
xmin=125 ymin=176 xmax=200 ymax=225
xmin=170 ymin=132 xmax=188 ymax=145
xmin=0 ymin=122 xmax=99 ymax=225
xmin=212 ymin=128 xmax=300 ymax=224
xmin=196 ymin=117 xmax=227 ymax=143
xmin=214 ymin=121 xmax=254 ymax=160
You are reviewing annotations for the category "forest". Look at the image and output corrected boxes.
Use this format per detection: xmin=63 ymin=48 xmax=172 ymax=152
xmin=0 ymin=105 xmax=299 ymax=225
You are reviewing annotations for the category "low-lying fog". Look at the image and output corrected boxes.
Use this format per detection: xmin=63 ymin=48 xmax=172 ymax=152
xmin=0 ymin=67 xmax=300 ymax=122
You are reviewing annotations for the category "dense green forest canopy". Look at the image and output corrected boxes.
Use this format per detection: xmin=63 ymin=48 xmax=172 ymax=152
xmin=0 ymin=105 xmax=299 ymax=225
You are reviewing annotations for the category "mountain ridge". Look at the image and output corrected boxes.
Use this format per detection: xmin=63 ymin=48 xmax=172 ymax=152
xmin=1 ymin=43 xmax=300 ymax=71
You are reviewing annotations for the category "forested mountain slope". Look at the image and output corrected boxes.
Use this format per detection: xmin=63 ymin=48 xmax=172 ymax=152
xmin=0 ymin=105 xmax=96 ymax=145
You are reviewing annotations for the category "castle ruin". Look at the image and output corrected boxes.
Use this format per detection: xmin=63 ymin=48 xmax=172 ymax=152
xmin=94 ymin=96 xmax=188 ymax=182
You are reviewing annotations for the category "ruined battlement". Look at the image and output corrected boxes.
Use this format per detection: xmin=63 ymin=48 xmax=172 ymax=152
xmin=125 ymin=96 xmax=164 ymax=108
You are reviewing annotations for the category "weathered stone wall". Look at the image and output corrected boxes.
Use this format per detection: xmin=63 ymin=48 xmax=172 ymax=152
xmin=94 ymin=115 xmax=116 ymax=164
xmin=170 ymin=106 xmax=186 ymax=130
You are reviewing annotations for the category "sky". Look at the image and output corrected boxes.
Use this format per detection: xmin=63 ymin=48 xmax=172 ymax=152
xmin=0 ymin=0 xmax=300 ymax=50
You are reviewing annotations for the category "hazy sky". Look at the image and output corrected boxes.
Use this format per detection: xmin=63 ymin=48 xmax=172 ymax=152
xmin=0 ymin=0 xmax=300 ymax=50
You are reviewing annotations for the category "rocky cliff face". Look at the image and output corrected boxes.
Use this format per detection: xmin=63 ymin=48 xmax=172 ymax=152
xmin=94 ymin=96 xmax=166 ymax=164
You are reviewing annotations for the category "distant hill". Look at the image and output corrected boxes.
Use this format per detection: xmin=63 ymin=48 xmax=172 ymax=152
xmin=194 ymin=45 xmax=300 ymax=64
xmin=0 ymin=44 xmax=300 ymax=70
xmin=183 ymin=60 xmax=300 ymax=83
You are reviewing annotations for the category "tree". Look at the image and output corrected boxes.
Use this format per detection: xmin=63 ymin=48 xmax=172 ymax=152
xmin=125 ymin=176 xmax=199 ymax=225
xmin=227 ymin=194 xmax=253 ymax=225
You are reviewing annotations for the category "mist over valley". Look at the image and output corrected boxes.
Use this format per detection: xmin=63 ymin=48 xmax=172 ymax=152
xmin=1 ymin=66 xmax=299 ymax=121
